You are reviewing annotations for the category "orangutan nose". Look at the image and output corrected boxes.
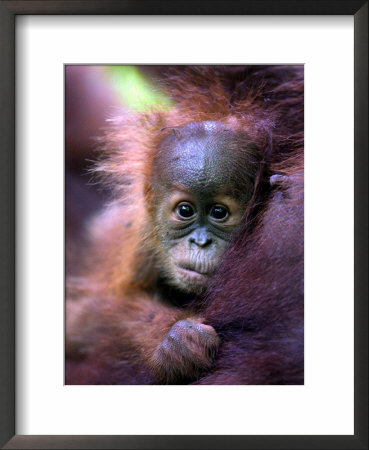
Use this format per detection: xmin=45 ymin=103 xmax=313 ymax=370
xmin=189 ymin=228 xmax=213 ymax=247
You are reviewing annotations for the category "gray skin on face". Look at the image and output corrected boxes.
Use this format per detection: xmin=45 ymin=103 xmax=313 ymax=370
xmin=151 ymin=121 xmax=256 ymax=294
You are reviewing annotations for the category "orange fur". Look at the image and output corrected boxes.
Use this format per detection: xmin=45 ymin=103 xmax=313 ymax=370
xmin=66 ymin=66 xmax=304 ymax=384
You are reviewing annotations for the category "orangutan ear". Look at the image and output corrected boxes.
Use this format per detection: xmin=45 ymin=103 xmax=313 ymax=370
xmin=269 ymin=174 xmax=288 ymax=186
xmin=160 ymin=126 xmax=182 ymax=139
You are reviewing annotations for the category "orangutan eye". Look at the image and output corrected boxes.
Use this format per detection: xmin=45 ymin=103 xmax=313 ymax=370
xmin=209 ymin=205 xmax=229 ymax=221
xmin=175 ymin=202 xmax=196 ymax=219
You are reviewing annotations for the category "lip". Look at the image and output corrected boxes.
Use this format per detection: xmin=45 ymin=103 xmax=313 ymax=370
xmin=177 ymin=264 xmax=209 ymax=278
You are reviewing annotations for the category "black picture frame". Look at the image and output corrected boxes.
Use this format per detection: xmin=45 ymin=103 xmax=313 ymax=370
xmin=0 ymin=1 xmax=367 ymax=449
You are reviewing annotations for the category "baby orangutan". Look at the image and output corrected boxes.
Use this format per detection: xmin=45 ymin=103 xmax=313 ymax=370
xmin=66 ymin=116 xmax=265 ymax=383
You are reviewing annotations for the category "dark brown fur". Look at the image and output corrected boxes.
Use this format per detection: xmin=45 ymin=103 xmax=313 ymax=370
xmin=66 ymin=66 xmax=304 ymax=384
xmin=198 ymin=161 xmax=304 ymax=384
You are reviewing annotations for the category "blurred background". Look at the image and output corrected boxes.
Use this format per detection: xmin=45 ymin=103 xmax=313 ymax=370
xmin=65 ymin=65 xmax=179 ymax=273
